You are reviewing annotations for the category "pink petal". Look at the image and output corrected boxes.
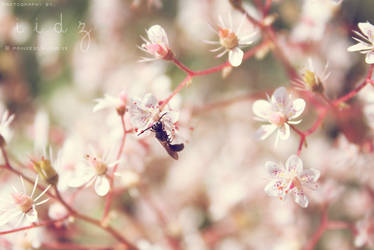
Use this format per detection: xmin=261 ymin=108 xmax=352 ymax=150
xmin=300 ymin=168 xmax=320 ymax=185
xmin=271 ymin=87 xmax=290 ymax=108
xmin=293 ymin=191 xmax=308 ymax=208
xmin=288 ymin=98 xmax=306 ymax=119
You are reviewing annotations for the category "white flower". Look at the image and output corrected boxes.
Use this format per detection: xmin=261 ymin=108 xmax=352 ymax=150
xmin=354 ymin=215 xmax=374 ymax=247
xmin=0 ymin=176 xmax=50 ymax=227
xmin=139 ymin=25 xmax=170 ymax=62
xmin=69 ymin=149 xmax=120 ymax=196
xmin=204 ymin=14 xmax=256 ymax=67
xmin=347 ymin=22 xmax=374 ymax=64
xmin=264 ymin=155 xmax=320 ymax=208
xmin=93 ymin=91 xmax=127 ymax=113
xmin=128 ymin=93 xmax=179 ymax=137
xmin=0 ymin=109 xmax=15 ymax=144
xmin=252 ymin=87 xmax=306 ymax=146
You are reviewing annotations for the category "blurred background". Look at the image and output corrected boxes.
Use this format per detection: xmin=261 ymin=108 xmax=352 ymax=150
xmin=1 ymin=0 xmax=374 ymax=249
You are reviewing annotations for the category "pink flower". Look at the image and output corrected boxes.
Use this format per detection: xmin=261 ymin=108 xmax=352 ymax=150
xmin=264 ymin=154 xmax=320 ymax=208
xmin=354 ymin=215 xmax=374 ymax=247
xmin=347 ymin=22 xmax=374 ymax=64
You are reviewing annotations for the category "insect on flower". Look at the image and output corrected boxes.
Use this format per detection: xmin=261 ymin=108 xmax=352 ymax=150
xmin=138 ymin=113 xmax=184 ymax=160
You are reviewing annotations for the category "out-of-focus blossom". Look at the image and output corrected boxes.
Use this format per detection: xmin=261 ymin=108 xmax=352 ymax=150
xmin=293 ymin=59 xmax=330 ymax=93
xmin=291 ymin=0 xmax=340 ymax=42
xmin=69 ymin=149 xmax=120 ymax=196
xmin=348 ymin=22 xmax=374 ymax=64
xmin=115 ymin=169 xmax=140 ymax=189
xmin=354 ymin=215 xmax=374 ymax=247
xmin=0 ymin=108 xmax=14 ymax=145
xmin=252 ymin=87 xmax=306 ymax=146
xmin=128 ymin=93 xmax=179 ymax=137
xmin=93 ymin=91 xmax=127 ymax=114
xmin=0 ymin=176 xmax=50 ymax=227
xmin=137 ymin=239 xmax=163 ymax=250
xmin=48 ymin=202 xmax=68 ymax=220
xmin=264 ymin=154 xmax=320 ymax=208
xmin=204 ymin=14 xmax=256 ymax=67
xmin=33 ymin=110 xmax=49 ymax=154
xmin=139 ymin=25 xmax=170 ymax=62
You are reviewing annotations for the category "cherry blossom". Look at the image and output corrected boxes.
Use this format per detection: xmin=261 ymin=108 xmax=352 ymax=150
xmin=252 ymin=87 xmax=306 ymax=146
xmin=0 ymin=176 xmax=50 ymax=227
xmin=139 ymin=25 xmax=170 ymax=62
xmin=347 ymin=22 xmax=374 ymax=64
xmin=204 ymin=14 xmax=257 ymax=67
xmin=264 ymin=154 xmax=320 ymax=208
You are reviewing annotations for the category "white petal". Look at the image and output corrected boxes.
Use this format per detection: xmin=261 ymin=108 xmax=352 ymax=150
xmin=228 ymin=47 xmax=244 ymax=67
xmin=255 ymin=124 xmax=277 ymax=140
xmin=347 ymin=42 xmax=371 ymax=52
xmin=288 ymin=98 xmax=306 ymax=119
xmin=265 ymin=161 xmax=283 ymax=178
xmin=25 ymin=207 xmax=38 ymax=223
xmin=264 ymin=180 xmax=285 ymax=198
xmin=271 ymin=87 xmax=290 ymax=109
xmin=300 ymin=168 xmax=320 ymax=185
xmin=358 ymin=22 xmax=374 ymax=39
xmin=142 ymin=93 xmax=159 ymax=108
xmin=252 ymin=100 xmax=272 ymax=120
xmin=95 ymin=176 xmax=110 ymax=196
xmin=286 ymin=154 xmax=303 ymax=175
xmin=365 ymin=51 xmax=374 ymax=64
xmin=147 ymin=25 xmax=169 ymax=47
xmin=294 ymin=191 xmax=308 ymax=208
xmin=278 ymin=123 xmax=290 ymax=140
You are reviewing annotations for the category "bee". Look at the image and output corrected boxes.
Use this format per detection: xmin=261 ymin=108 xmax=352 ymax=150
xmin=138 ymin=113 xmax=184 ymax=160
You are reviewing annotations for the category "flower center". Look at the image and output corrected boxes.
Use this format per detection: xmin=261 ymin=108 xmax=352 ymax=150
xmin=269 ymin=112 xmax=287 ymax=126
xmin=219 ymin=28 xmax=239 ymax=50
xmin=12 ymin=193 xmax=33 ymax=213
xmin=86 ymin=154 xmax=108 ymax=176
xmin=144 ymin=43 xmax=167 ymax=57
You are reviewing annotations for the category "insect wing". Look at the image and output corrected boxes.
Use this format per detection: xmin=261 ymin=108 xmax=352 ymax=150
xmin=158 ymin=139 xmax=179 ymax=160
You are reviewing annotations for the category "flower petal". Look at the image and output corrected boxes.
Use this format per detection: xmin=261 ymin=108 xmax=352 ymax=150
xmin=347 ymin=42 xmax=372 ymax=52
xmin=265 ymin=161 xmax=283 ymax=178
xmin=288 ymin=98 xmax=306 ymax=119
xmin=285 ymin=154 xmax=303 ymax=175
xmin=300 ymin=168 xmax=320 ymax=186
xmin=271 ymin=87 xmax=290 ymax=109
xmin=147 ymin=25 xmax=169 ymax=47
xmin=228 ymin=47 xmax=244 ymax=67
xmin=255 ymin=124 xmax=277 ymax=140
xmin=294 ymin=190 xmax=308 ymax=208
xmin=264 ymin=179 xmax=286 ymax=198
xmin=277 ymin=123 xmax=290 ymax=141
xmin=358 ymin=22 xmax=374 ymax=40
xmin=95 ymin=176 xmax=110 ymax=196
xmin=25 ymin=207 xmax=38 ymax=224
xmin=252 ymin=100 xmax=272 ymax=121
xmin=365 ymin=51 xmax=374 ymax=64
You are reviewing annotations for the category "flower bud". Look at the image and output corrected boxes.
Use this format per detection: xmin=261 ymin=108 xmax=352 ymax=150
xmin=33 ymin=158 xmax=58 ymax=186
xmin=302 ymin=70 xmax=324 ymax=94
